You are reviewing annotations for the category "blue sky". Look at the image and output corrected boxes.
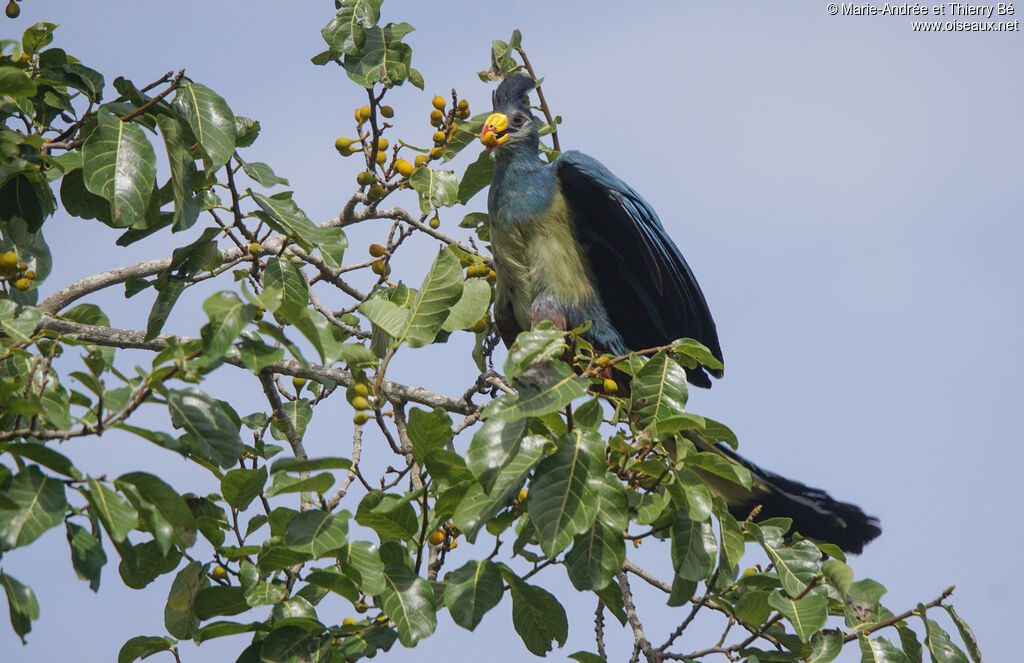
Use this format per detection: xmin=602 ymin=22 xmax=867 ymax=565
xmin=3 ymin=1 xmax=1021 ymax=661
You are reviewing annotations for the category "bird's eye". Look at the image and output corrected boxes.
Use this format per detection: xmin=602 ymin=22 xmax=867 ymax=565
xmin=512 ymin=114 xmax=525 ymax=126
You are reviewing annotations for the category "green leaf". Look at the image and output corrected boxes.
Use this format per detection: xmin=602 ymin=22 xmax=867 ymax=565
xmin=145 ymin=276 xmax=185 ymax=341
xmin=684 ymin=450 xmax=752 ymax=490
xmin=22 ymin=22 xmax=57 ymax=55
xmin=321 ymin=0 xmax=382 ymax=56
xmin=0 ymin=302 xmax=41 ymax=344
xmin=250 ymin=191 xmax=326 ymax=253
xmin=918 ymin=611 xmax=969 ymax=663
xmin=376 ymin=564 xmax=436 ymax=646
xmin=336 ymin=624 xmax=396 ymax=659
xmin=82 ymin=108 xmax=157 ymax=227
xmin=221 ymin=467 xmax=268 ymax=510
xmin=748 ymin=523 xmax=821 ymax=597
xmin=283 ymin=510 xmax=348 ymax=557
xmin=117 ymin=635 xmax=176 ymax=663
xmin=822 ymin=559 xmax=854 ymax=597
xmin=305 ymin=568 xmax=359 ymax=603
xmin=456 ymin=148 xmax=494 ymax=203
xmin=193 ymin=586 xmax=249 ymax=621
xmin=409 ymin=166 xmax=458 ymax=214
xmin=671 ymin=337 xmax=724 ymax=371
xmin=234 ymin=116 xmax=261 ymax=148
xmin=453 ymin=434 xmax=545 ymax=542
xmin=0 ymin=67 xmax=36 ymax=96
xmin=631 ymin=349 xmax=688 ymax=429
xmin=117 ymin=471 xmax=197 ymax=549
xmin=0 ymin=571 xmax=39 ymax=643
xmin=942 ymin=605 xmax=982 ymax=663
xmin=0 ymin=466 xmax=67 ymax=550
xmin=236 ymin=331 xmax=284 ymax=373
xmin=200 ymin=290 xmax=254 ymax=363
xmin=670 ymin=508 xmax=718 ymax=582
xmin=443 ymin=560 xmax=503 ymax=631
xmin=0 ymin=171 xmax=57 ymax=236
xmin=858 ymin=634 xmax=912 ymax=663
xmin=485 ymin=361 xmax=589 ymax=422
xmin=355 ymin=492 xmax=418 ymax=542
xmin=269 ymin=399 xmax=313 ymax=442
xmin=564 ymin=520 xmax=625 ymax=591
xmin=735 ymin=590 xmax=773 ymax=625
xmin=769 ymin=590 xmax=828 ymax=643
xmin=896 ymin=622 xmax=923 ymax=663
xmin=317 ymin=226 xmax=347 ymax=269
xmin=591 ymin=472 xmax=629 ymax=532
xmin=117 ymin=540 xmax=182 ymax=589
xmin=259 ymin=625 xmax=330 ymax=663
xmin=0 ymin=442 xmax=78 ymax=479
xmin=807 ymin=630 xmax=843 ymax=663
xmin=241 ymin=160 xmax=288 ymax=187
xmin=66 ymin=521 xmax=107 ymax=592
xmin=466 ymin=417 xmax=530 ymax=491
xmin=406 ymin=407 xmax=452 ymax=464
xmin=156 ymin=115 xmax=200 ymax=232
xmin=270 ymin=457 xmax=352 ymax=473
xmin=85 ymin=478 xmax=138 ymax=543
xmin=527 ymin=430 xmax=604 ymax=558
xmin=261 ymin=256 xmax=309 ymax=320
xmin=594 ymin=581 xmax=627 ymax=626
xmin=404 ymin=246 xmax=464 ymax=347
xmin=713 ymin=498 xmax=745 ymax=575
xmin=569 ymin=653 xmax=607 ymax=663
xmin=343 ymin=22 xmax=415 ymax=88
xmin=441 ymin=277 xmax=491 ymax=332
xmin=172 ymin=81 xmax=236 ymax=171
xmin=358 ymin=296 xmax=410 ymax=342
xmin=504 ymin=571 xmax=568 ymax=656
xmin=164 ymin=561 xmax=208 ymax=639
xmin=264 ymin=472 xmax=334 ymax=498
xmin=669 ymin=467 xmax=713 ymax=522
xmin=167 ymin=388 xmax=243 ymax=468
xmin=339 ymin=540 xmax=386 ymax=595
xmin=503 ymin=323 xmax=568 ymax=378
xmin=196 ymin=620 xmax=266 ymax=643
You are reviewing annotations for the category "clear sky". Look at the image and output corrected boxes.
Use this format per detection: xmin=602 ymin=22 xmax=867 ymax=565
xmin=3 ymin=1 xmax=1022 ymax=662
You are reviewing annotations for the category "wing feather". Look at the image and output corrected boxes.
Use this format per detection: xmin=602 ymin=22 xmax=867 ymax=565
xmin=555 ymin=151 xmax=723 ymax=386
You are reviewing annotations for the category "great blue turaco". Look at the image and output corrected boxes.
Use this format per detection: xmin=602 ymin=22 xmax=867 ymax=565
xmin=478 ymin=74 xmax=880 ymax=553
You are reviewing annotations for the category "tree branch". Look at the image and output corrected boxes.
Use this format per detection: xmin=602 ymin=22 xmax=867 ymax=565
xmin=617 ymin=570 xmax=655 ymax=663
xmin=37 ymin=316 xmax=478 ymax=415
xmin=843 ymin=585 xmax=956 ymax=644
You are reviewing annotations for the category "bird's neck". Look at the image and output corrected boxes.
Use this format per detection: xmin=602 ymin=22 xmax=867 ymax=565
xmin=489 ymin=153 xmax=553 ymax=227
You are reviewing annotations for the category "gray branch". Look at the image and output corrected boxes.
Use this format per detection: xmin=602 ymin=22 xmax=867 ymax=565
xmin=38 ymin=316 xmax=478 ymax=415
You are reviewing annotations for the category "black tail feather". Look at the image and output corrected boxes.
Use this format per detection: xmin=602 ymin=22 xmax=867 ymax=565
xmin=714 ymin=443 xmax=881 ymax=554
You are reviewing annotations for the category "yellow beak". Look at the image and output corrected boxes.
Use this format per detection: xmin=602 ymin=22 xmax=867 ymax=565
xmin=480 ymin=113 xmax=509 ymax=149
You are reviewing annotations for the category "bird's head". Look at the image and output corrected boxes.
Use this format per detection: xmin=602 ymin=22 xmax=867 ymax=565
xmin=480 ymin=73 xmax=539 ymax=154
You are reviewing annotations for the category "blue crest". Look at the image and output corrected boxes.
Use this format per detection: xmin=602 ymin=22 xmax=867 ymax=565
xmin=492 ymin=74 xmax=535 ymax=113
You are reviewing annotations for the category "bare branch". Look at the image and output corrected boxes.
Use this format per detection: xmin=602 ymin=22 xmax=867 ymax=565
xmin=258 ymin=371 xmax=308 ymax=463
xmin=326 ymin=420 xmax=366 ymax=511
xmin=616 ymin=570 xmax=655 ymax=663
xmin=594 ymin=600 xmax=608 ymax=661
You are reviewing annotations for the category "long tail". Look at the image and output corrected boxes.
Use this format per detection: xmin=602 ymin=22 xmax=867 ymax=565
xmin=684 ymin=432 xmax=881 ymax=554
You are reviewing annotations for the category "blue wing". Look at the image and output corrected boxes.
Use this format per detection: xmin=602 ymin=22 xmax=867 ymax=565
xmin=555 ymin=150 xmax=723 ymax=386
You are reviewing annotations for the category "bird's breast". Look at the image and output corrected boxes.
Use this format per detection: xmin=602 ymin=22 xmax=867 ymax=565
xmin=489 ymin=187 xmax=598 ymax=331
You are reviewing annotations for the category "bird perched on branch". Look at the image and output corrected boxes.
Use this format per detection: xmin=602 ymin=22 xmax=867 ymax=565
xmin=478 ymin=74 xmax=880 ymax=552
xmin=480 ymin=74 xmax=723 ymax=388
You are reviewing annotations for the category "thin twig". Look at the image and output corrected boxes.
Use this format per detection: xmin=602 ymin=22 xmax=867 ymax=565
xmin=514 ymin=47 xmax=560 ymax=153
xmin=843 ymin=586 xmax=956 ymax=643
xmin=617 ymin=570 xmax=655 ymax=663
xmin=594 ymin=600 xmax=608 ymax=661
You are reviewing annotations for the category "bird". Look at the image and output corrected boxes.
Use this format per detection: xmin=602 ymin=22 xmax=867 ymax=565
xmin=478 ymin=73 xmax=881 ymax=553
